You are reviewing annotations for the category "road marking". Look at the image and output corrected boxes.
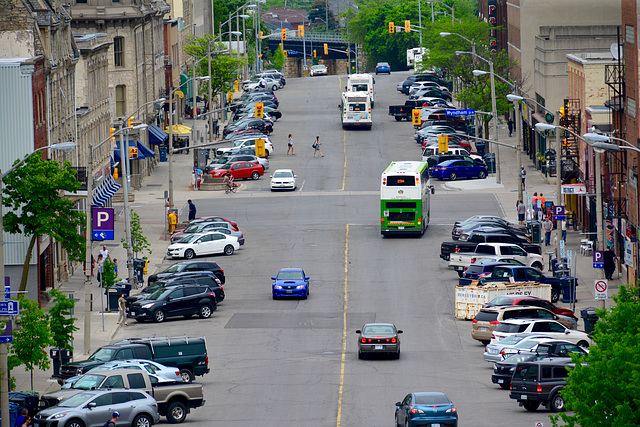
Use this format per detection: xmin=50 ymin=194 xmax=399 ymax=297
xmin=336 ymin=224 xmax=349 ymax=427
xmin=342 ymin=131 xmax=347 ymax=191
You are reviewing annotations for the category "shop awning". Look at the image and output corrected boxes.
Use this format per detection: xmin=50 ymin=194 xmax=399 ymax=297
xmin=148 ymin=124 xmax=168 ymax=144
xmin=165 ymin=124 xmax=192 ymax=135
xmin=114 ymin=140 xmax=156 ymax=163
xmin=92 ymin=174 xmax=121 ymax=207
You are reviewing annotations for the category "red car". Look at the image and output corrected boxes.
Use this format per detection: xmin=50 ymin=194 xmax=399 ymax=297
xmin=209 ymin=161 xmax=264 ymax=180
xmin=483 ymin=295 xmax=577 ymax=320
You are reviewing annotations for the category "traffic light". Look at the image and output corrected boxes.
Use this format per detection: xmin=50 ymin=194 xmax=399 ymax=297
xmin=283 ymin=50 xmax=288 ymax=58
xmin=389 ymin=21 xmax=394 ymax=33
xmin=255 ymin=102 xmax=264 ymax=118
xmin=412 ymin=109 xmax=421 ymax=126
xmin=313 ymin=49 xmax=317 ymax=58
xmin=255 ymin=138 xmax=266 ymax=158
xmin=324 ymin=43 xmax=328 ymax=55
xmin=128 ymin=146 xmax=139 ymax=159
xmin=559 ymin=107 xmax=566 ymax=119
xmin=110 ymin=127 xmax=116 ymax=141
xmin=281 ymin=28 xmax=287 ymax=40
xmin=405 ymin=20 xmax=410 ymax=32
xmin=234 ymin=80 xmax=239 ymax=92
xmin=227 ymin=92 xmax=233 ymax=104
xmin=297 ymin=25 xmax=304 ymax=37
xmin=260 ymin=30 xmax=263 ymax=38
xmin=127 ymin=116 xmax=134 ymax=128
xmin=438 ymin=134 xmax=449 ymax=154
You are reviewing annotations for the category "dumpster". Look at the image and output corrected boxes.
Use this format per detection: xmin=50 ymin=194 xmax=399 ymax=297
xmin=580 ymin=307 xmax=599 ymax=334
xmin=560 ymin=276 xmax=577 ymax=303
xmin=133 ymin=258 xmax=146 ymax=284
xmin=483 ymin=153 xmax=495 ymax=173
xmin=105 ymin=282 xmax=132 ymax=311
xmin=9 ymin=392 xmax=40 ymax=417
xmin=0 ymin=402 xmax=20 ymax=427
xmin=49 ymin=348 xmax=73 ymax=377
xmin=159 ymin=146 xmax=167 ymax=162
xmin=526 ymin=220 xmax=543 ymax=244
xmin=475 ymin=141 xmax=486 ymax=157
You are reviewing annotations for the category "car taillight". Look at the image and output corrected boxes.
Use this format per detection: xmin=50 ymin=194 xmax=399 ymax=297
xmin=463 ymin=266 xmax=468 ymax=271
xmin=205 ymin=356 xmax=209 ymax=366
xmin=510 ymin=384 xmax=513 ymax=391
xmin=220 ymin=286 xmax=223 ymax=291
xmin=208 ymin=293 xmax=216 ymax=297
xmin=471 ymin=258 xmax=476 ymax=263
xmin=491 ymin=333 xmax=496 ymax=339
xmin=537 ymin=385 xmax=543 ymax=393
xmin=472 ymin=319 xmax=478 ymax=323
xmin=490 ymin=321 xmax=500 ymax=325
xmin=391 ymin=338 xmax=397 ymax=343
xmin=499 ymin=348 xmax=506 ymax=355
xmin=454 ymin=248 xmax=460 ymax=252
xmin=478 ymin=272 xmax=490 ymax=278
xmin=360 ymin=338 xmax=366 ymax=343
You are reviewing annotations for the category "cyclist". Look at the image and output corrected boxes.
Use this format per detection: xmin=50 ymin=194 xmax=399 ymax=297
xmin=223 ymin=173 xmax=235 ymax=192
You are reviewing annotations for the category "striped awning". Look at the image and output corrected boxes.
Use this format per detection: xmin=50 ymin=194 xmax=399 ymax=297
xmin=92 ymin=174 xmax=121 ymax=207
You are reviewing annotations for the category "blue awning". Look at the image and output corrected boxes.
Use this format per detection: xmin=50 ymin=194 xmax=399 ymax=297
xmin=148 ymin=124 xmax=168 ymax=144
xmin=114 ymin=140 xmax=156 ymax=162
xmin=92 ymin=174 xmax=121 ymax=207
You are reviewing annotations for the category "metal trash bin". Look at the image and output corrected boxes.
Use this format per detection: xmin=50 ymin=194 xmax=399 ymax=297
xmin=159 ymin=147 xmax=167 ymax=162
xmin=483 ymin=153 xmax=495 ymax=173
xmin=49 ymin=348 xmax=73 ymax=377
xmin=580 ymin=307 xmax=599 ymax=334
xmin=133 ymin=258 xmax=146 ymax=284
xmin=560 ymin=276 xmax=577 ymax=303
xmin=0 ymin=402 xmax=20 ymax=427
xmin=475 ymin=142 xmax=486 ymax=157
xmin=526 ymin=220 xmax=543 ymax=244
xmin=9 ymin=392 xmax=40 ymax=417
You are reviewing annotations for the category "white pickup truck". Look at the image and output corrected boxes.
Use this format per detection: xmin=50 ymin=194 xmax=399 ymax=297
xmin=448 ymin=243 xmax=545 ymax=276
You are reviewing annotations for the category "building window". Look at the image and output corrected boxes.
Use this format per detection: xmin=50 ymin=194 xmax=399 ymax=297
xmin=626 ymin=25 xmax=634 ymax=44
xmin=114 ymin=37 xmax=124 ymax=67
xmin=116 ymin=85 xmax=126 ymax=117
xmin=628 ymin=97 xmax=636 ymax=118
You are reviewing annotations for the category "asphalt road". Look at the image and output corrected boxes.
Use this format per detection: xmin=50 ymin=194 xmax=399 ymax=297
xmin=115 ymin=71 xmax=553 ymax=426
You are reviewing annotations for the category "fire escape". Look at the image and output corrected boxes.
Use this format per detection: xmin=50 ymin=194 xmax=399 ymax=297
xmin=559 ymin=98 xmax=581 ymax=183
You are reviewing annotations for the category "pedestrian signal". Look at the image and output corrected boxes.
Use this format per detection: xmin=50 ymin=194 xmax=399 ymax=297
xmin=234 ymin=80 xmax=239 ymax=92
xmin=129 ymin=146 xmax=139 ymax=159
xmin=313 ymin=49 xmax=317 ymax=58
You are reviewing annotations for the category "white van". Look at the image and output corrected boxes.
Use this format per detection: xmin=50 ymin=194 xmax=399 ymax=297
xmin=347 ymin=74 xmax=375 ymax=107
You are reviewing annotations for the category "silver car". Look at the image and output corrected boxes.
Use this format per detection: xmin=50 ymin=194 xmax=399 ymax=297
xmin=61 ymin=359 xmax=183 ymax=389
xmin=34 ymin=389 xmax=160 ymax=427
xmin=483 ymin=334 xmax=553 ymax=363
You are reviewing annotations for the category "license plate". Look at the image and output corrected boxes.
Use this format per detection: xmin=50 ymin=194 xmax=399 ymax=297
xmin=498 ymin=379 xmax=504 ymax=383
xmin=454 ymin=266 xmax=463 ymax=271
xmin=431 ymin=424 xmax=441 ymax=427
xmin=481 ymin=327 xmax=487 ymax=331
xmin=280 ymin=184 xmax=285 ymax=187
xmin=489 ymin=348 xmax=497 ymax=353
xmin=521 ymin=395 xmax=527 ymax=400
xmin=286 ymin=290 xmax=292 ymax=294
xmin=374 ymin=345 xmax=384 ymax=350
xmin=398 ymin=226 xmax=404 ymax=230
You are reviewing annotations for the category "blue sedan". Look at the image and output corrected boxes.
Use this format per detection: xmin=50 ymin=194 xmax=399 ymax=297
xmin=431 ymin=159 xmax=488 ymax=181
xmin=395 ymin=392 xmax=458 ymax=427
xmin=271 ymin=268 xmax=309 ymax=299
xmin=375 ymin=62 xmax=391 ymax=74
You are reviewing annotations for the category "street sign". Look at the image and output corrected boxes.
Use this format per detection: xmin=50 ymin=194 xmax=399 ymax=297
xmin=594 ymin=279 xmax=608 ymax=300
xmin=0 ymin=300 xmax=19 ymax=316
xmin=446 ymin=109 xmax=475 ymax=117
xmin=593 ymin=250 xmax=604 ymax=268
xmin=553 ymin=205 xmax=565 ymax=221
xmin=0 ymin=320 xmax=12 ymax=343
xmin=567 ymin=250 xmax=572 ymax=269
xmin=560 ymin=239 xmax=565 ymax=258
xmin=535 ymin=422 xmax=544 ymax=427
xmin=4 ymin=277 xmax=9 ymax=299
xmin=92 ymin=208 xmax=115 ymax=241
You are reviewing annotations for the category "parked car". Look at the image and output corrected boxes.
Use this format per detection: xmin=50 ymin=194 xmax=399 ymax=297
xmin=501 ymin=338 xmax=588 ymax=360
xmin=148 ymin=260 xmax=225 ymax=285
xmin=167 ymin=232 xmax=240 ymax=258
xmin=483 ymin=333 xmax=554 ymax=363
xmin=463 ymin=260 xmax=526 ymax=279
xmin=491 ymin=318 xmax=592 ymax=347
xmin=270 ymin=169 xmax=297 ymax=191
xmin=309 ymin=64 xmax=328 ymax=76
xmin=128 ymin=283 xmax=218 ymax=323
xmin=223 ymin=118 xmax=272 ymax=138
xmin=394 ymin=392 xmax=458 ymax=427
xmin=172 ymin=222 xmax=244 ymax=245
xmin=271 ymin=268 xmax=309 ymax=299
xmin=375 ymin=62 xmax=391 ymax=74
xmin=208 ymin=161 xmax=264 ymax=181
xmin=171 ymin=219 xmax=238 ymax=241
xmin=483 ymin=295 xmax=577 ymax=321
xmin=509 ymin=357 xmax=575 ymax=411
xmin=60 ymin=359 xmax=183 ymax=387
xmin=215 ymin=137 xmax=274 ymax=157
xmin=463 ymin=265 xmax=564 ymax=302
xmin=127 ymin=274 xmax=224 ymax=307
xmin=491 ymin=353 xmax=559 ymax=389
xmin=356 ymin=323 xmax=402 ymax=359
xmin=33 ymin=389 xmax=160 ymax=427
xmin=440 ymin=229 xmax=535 ymax=261
xmin=430 ymin=159 xmax=488 ymax=181
xmin=448 ymin=243 xmax=544 ymax=277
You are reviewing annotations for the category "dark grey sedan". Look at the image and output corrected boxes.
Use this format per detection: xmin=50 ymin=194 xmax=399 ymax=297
xmin=356 ymin=323 xmax=402 ymax=359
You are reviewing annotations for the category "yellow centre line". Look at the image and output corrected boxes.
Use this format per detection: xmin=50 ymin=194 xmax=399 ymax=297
xmin=336 ymin=224 xmax=349 ymax=427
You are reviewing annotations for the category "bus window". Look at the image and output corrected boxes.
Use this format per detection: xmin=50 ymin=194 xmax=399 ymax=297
xmin=386 ymin=176 xmax=416 ymax=186
xmin=349 ymin=103 xmax=366 ymax=112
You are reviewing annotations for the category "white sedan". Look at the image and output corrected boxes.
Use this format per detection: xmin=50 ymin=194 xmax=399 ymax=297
xmin=270 ymin=169 xmax=297 ymax=191
xmin=167 ymin=232 xmax=240 ymax=258
xmin=309 ymin=65 xmax=327 ymax=76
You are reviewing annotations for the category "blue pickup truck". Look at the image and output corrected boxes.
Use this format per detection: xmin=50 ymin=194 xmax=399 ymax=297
xmin=459 ymin=266 xmax=566 ymax=303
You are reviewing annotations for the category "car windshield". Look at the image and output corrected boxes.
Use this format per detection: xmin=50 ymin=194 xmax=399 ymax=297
xmin=273 ymin=171 xmax=293 ymax=178
xmin=414 ymin=394 xmax=450 ymax=405
xmin=147 ymin=288 xmax=171 ymax=300
xmin=163 ymin=264 xmax=184 ymax=273
xmin=495 ymin=323 xmax=527 ymax=333
xmin=142 ymin=283 xmax=164 ymax=294
xmin=58 ymin=392 xmax=97 ymax=408
xmin=497 ymin=335 xmax=526 ymax=345
xmin=515 ymin=340 xmax=543 ymax=349
xmin=362 ymin=325 xmax=395 ymax=335
xmin=88 ymin=348 xmax=117 ymax=362
xmin=72 ymin=374 xmax=106 ymax=390
xmin=503 ymin=354 xmax=536 ymax=364
xmin=184 ymin=224 xmax=201 ymax=233
xmin=177 ymin=234 xmax=200 ymax=244
xmin=277 ymin=271 xmax=304 ymax=280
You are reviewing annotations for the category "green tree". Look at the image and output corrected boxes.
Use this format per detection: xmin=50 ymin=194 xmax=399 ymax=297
xmin=551 ymin=285 xmax=640 ymax=426
xmin=48 ymin=289 xmax=78 ymax=371
xmin=2 ymin=155 xmax=85 ymax=292
xmin=269 ymin=44 xmax=285 ymax=71
xmin=121 ymin=210 xmax=152 ymax=258
xmin=308 ymin=0 xmax=337 ymax=31
xmin=8 ymin=297 xmax=52 ymax=390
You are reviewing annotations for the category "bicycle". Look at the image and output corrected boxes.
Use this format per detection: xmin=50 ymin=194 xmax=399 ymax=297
xmin=224 ymin=183 xmax=237 ymax=194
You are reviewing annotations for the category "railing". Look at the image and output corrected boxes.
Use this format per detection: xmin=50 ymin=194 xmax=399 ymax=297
xmin=267 ymin=32 xmax=348 ymax=43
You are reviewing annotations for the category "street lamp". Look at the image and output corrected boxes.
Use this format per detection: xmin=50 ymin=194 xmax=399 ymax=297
xmin=1 ymin=141 xmax=76 ymax=427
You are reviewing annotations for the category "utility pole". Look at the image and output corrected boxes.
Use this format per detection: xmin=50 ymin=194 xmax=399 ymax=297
xmin=84 ymin=145 xmax=93 ymax=356
xmin=118 ymin=130 xmax=134 ymax=286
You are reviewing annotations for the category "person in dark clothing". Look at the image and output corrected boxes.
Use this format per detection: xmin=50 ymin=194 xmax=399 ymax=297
xmin=507 ymin=119 xmax=514 ymax=137
xmin=603 ymin=247 xmax=616 ymax=280
xmin=188 ymin=199 xmax=196 ymax=221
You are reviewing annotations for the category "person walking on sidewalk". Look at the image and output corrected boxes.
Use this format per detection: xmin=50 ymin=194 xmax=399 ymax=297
xmin=96 ymin=254 xmax=104 ymax=285
xmin=532 ymin=192 xmax=539 ymax=219
xmin=543 ymin=217 xmax=553 ymax=246
xmin=287 ymin=134 xmax=294 ymax=155
xmin=168 ymin=210 xmax=177 ymax=233
xmin=603 ymin=247 xmax=616 ymax=280
xmin=99 ymin=244 xmax=109 ymax=259
xmin=517 ymin=200 xmax=526 ymax=225
xmin=188 ymin=199 xmax=197 ymax=221
xmin=105 ymin=412 xmax=120 ymax=427
xmin=520 ymin=166 xmax=526 ymax=189
xmin=508 ymin=119 xmax=514 ymax=137
xmin=117 ymin=293 xmax=128 ymax=325
xmin=313 ymin=136 xmax=324 ymax=158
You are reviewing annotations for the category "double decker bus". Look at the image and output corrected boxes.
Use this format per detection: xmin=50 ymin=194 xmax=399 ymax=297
xmin=380 ymin=161 xmax=432 ymax=236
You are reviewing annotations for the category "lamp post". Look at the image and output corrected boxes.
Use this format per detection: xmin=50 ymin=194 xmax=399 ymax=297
xmin=168 ymin=76 xmax=210 ymax=209
xmin=1 ymin=141 xmax=76 ymax=427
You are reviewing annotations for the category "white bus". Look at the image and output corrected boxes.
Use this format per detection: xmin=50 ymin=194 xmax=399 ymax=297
xmin=346 ymin=73 xmax=375 ymax=107
xmin=380 ymin=161 xmax=432 ymax=236
xmin=340 ymin=91 xmax=372 ymax=130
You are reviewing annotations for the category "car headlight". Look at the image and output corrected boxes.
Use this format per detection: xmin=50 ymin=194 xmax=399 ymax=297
xmin=274 ymin=285 xmax=283 ymax=289
xmin=141 ymin=303 xmax=154 ymax=309
xmin=295 ymin=285 xmax=305 ymax=289
xmin=51 ymin=413 xmax=68 ymax=419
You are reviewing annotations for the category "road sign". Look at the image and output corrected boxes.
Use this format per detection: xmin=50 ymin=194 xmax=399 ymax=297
xmin=594 ymin=279 xmax=608 ymax=300
xmin=567 ymin=250 xmax=572 ymax=269
xmin=553 ymin=205 xmax=565 ymax=221
xmin=5 ymin=279 xmax=9 ymax=299
xmin=0 ymin=320 xmax=12 ymax=343
xmin=92 ymin=208 xmax=115 ymax=241
xmin=0 ymin=300 xmax=19 ymax=316
xmin=560 ymin=239 xmax=565 ymax=258
xmin=593 ymin=250 xmax=604 ymax=268
xmin=535 ymin=422 xmax=544 ymax=427
xmin=446 ymin=109 xmax=475 ymax=117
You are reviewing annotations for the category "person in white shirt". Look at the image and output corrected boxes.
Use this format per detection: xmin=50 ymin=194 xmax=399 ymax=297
xmin=99 ymin=245 xmax=109 ymax=259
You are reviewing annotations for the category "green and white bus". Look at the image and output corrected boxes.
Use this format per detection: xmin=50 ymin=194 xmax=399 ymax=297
xmin=380 ymin=161 xmax=432 ymax=236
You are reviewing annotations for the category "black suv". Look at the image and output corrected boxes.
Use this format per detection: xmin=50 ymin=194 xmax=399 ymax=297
xmin=128 ymin=274 xmax=224 ymax=307
xmin=148 ymin=260 xmax=225 ymax=284
xmin=509 ymin=357 xmax=575 ymax=412
xmin=128 ymin=283 xmax=218 ymax=323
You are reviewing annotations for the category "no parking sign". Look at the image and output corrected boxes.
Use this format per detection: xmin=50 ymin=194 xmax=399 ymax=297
xmin=594 ymin=279 xmax=608 ymax=300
